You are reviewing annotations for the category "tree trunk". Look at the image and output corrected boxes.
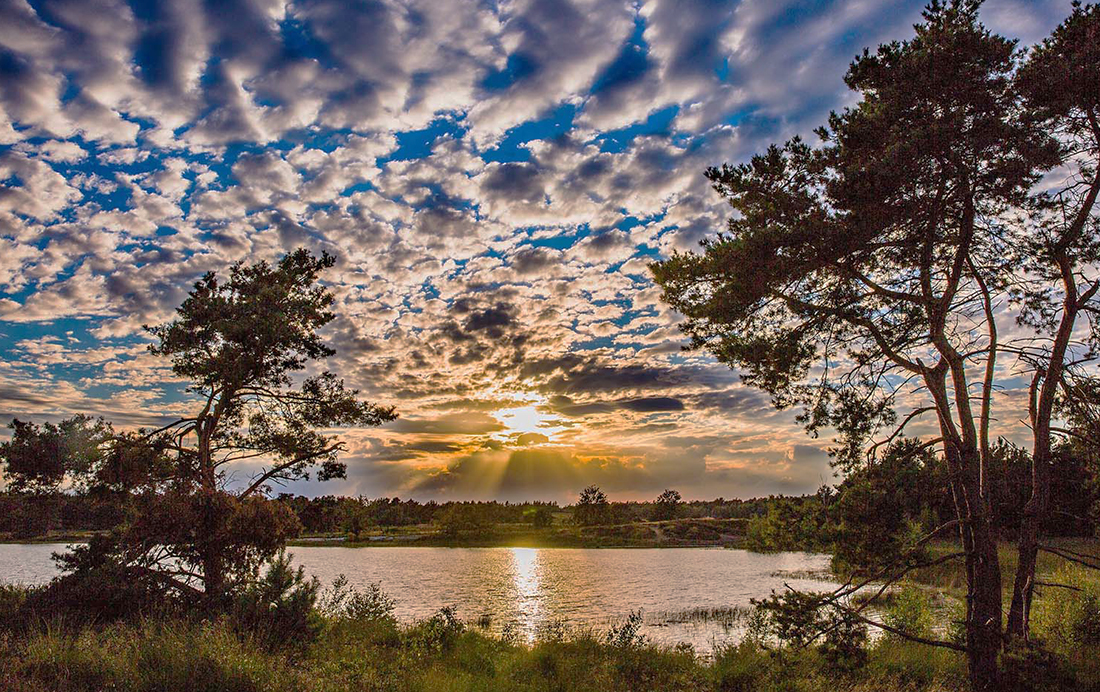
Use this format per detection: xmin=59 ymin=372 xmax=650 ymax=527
xmin=1007 ymin=444 xmax=1050 ymax=637
xmin=203 ymin=547 xmax=226 ymax=608
xmin=1009 ymin=294 xmax=1075 ymax=638
xmin=944 ymin=436 xmax=1003 ymax=691
xmin=967 ymin=513 xmax=1004 ymax=691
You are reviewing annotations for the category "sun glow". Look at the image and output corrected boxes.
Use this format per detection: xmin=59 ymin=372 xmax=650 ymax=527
xmin=496 ymin=404 xmax=560 ymax=436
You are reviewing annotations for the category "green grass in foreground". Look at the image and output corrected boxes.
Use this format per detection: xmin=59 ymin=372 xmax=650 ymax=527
xmin=0 ymin=614 xmax=977 ymax=692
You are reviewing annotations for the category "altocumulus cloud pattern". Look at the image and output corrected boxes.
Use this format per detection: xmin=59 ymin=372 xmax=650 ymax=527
xmin=0 ymin=0 xmax=1069 ymax=500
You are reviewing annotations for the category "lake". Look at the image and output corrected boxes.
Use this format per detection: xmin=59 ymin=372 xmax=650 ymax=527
xmin=0 ymin=544 xmax=836 ymax=652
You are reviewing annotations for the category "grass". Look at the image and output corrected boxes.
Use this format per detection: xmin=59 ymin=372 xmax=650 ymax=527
xmin=906 ymin=538 xmax=1100 ymax=599
xmin=651 ymin=605 xmax=754 ymax=627
xmin=0 ymin=611 xmax=979 ymax=692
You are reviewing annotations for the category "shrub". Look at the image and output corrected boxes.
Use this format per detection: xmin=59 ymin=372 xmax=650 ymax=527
xmin=405 ymin=606 xmax=465 ymax=655
xmin=819 ymin=608 xmax=868 ymax=673
xmin=946 ymin=600 xmax=967 ymax=648
xmin=749 ymin=590 xmax=825 ymax=648
xmin=1073 ymin=593 xmax=1100 ymax=645
xmin=320 ymin=575 xmax=396 ymax=623
xmin=883 ymin=584 xmax=933 ymax=640
xmin=229 ymin=551 xmax=321 ymax=652
xmin=712 ymin=641 xmax=769 ymax=692
xmin=1000 ymin=638 xmax=1076 ymax=692
xmin=0 ymin=584 xmax=33 ymax=631
xmin=605 ymin=610 xmax=649 ymax=649
xmin=1033 ymin=563 xmax=1100 ymax=649
xmin=26 ymin=537 xmax=182 ymax=626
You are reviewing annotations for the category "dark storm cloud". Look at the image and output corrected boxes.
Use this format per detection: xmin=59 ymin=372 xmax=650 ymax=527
xmin=510 ymin=246 xmax=559 ymax=275
xmin=480 ymin=162 xmax=545 ymax=204
xmin=464 ymin=303 xmax=515 ymax=334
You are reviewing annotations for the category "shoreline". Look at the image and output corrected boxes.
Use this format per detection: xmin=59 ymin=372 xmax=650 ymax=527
xmin=0 ymin=517 xmax=751 ymax=550
xmin=0 ymin=536 xmax=744 ymax=550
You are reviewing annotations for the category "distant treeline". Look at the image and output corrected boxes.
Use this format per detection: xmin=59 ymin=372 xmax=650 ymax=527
xmin=0 ymin=487 xmax=775 ymax=540
xmin=274 ymin=493 xmax=777 ymax=535
xmin=4 ymin=439 xmax=1095 ymax=547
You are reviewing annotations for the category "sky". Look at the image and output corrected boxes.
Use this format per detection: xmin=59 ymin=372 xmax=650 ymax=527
xmin=0 ymin=0 xmax=1076 ymax=502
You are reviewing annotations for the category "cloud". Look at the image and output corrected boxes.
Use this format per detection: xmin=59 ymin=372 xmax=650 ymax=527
xmin=0 ymin=0 xmax=1071 ymax=500
xmin=388 ymin=412 xmax=506 ymax=435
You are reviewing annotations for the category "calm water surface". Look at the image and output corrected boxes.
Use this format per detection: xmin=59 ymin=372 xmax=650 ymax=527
xmin=0 ymin=544 xmax=836 ymax=652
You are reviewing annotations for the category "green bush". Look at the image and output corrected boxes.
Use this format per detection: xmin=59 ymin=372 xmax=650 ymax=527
xmin=1074 ymin=593 xmax=1100 ymax=645
xmin=320 ymin=575 xmax=396 ymax=623
xmin=1000 ymin=638 xmax=1076 ymax=692
xmin=712 ymin=641 xmax=769 ymax=692
xmin=883 ymin=584 xmax=933 ymax=640
xmin=819 ymin=608 xmax=868 ymax=673
xmin=404 ymin=605 xmax=465 ymax=655
xmin=230 ymin=551 xmax=322 ymax=652
xmin=25 ymin=539 xmax=181 ymax=627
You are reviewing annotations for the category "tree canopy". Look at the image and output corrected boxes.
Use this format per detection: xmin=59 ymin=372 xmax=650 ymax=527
xmin=652 ymin=2 xmax=1099 ymax=688
xmin=53 ymin=249 xmax=397 ymax=606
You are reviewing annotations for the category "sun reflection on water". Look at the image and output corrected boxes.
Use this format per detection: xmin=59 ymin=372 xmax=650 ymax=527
xmin=510 ymin=547 xmax=541 ymax=642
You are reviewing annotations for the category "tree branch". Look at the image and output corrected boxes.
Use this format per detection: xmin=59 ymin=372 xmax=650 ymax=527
xmin=240 ymin=443 xmax=344 ymax=498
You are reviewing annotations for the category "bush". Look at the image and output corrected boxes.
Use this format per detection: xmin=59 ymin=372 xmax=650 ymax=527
xmin=0 ymin=584 xmax=33 ymax=631
xmin=229 ymin=551 xmax=321 ymax=652
xmin=819 ymin=608 xmax=868 ymax=673
xmin=1001 ymin=638 xmax=1076 ymax=692
xmin=319 ymin=575 xmax=396 ymax=623
xmin=1073 ymin=593 xmax=1100 ymax=645
xmin=605 ymin=610 xmax=649 ymax=649
xmin=883 ymin=584 xmax=933 ymax=640
xmin=25 ymin=537 xmax=182 ymax=626
xmin=749 ymin=590 xmax=826 ymax=648
xmin=712 ymin=641 xmax=769 ymax=691
xmin=405 ymin=606 xmax=465 ymax=655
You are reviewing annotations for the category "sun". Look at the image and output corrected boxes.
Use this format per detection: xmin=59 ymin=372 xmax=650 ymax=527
xmin=496 ymin=404 xmax=559 ymax=436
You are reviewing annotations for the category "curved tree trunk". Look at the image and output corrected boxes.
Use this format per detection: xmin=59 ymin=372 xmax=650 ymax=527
xmin=1009 ymin=284 xmax=1080 ymax=638
xmin=950 ymin=447 xmax=1003 ymax=692
xmin=1007 ymin=444 xmax=1049 ymax=638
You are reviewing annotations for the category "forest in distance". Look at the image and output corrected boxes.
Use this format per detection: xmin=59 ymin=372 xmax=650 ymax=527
xmin=1 ymin=1 xmax=1100 ymax=691
xmin=3 ymin=440 xmax=1098 ymax=551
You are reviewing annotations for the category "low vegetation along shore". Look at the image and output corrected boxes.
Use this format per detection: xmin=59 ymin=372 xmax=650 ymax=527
xmin=0 ymin=610 xmax=969 ymax=692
